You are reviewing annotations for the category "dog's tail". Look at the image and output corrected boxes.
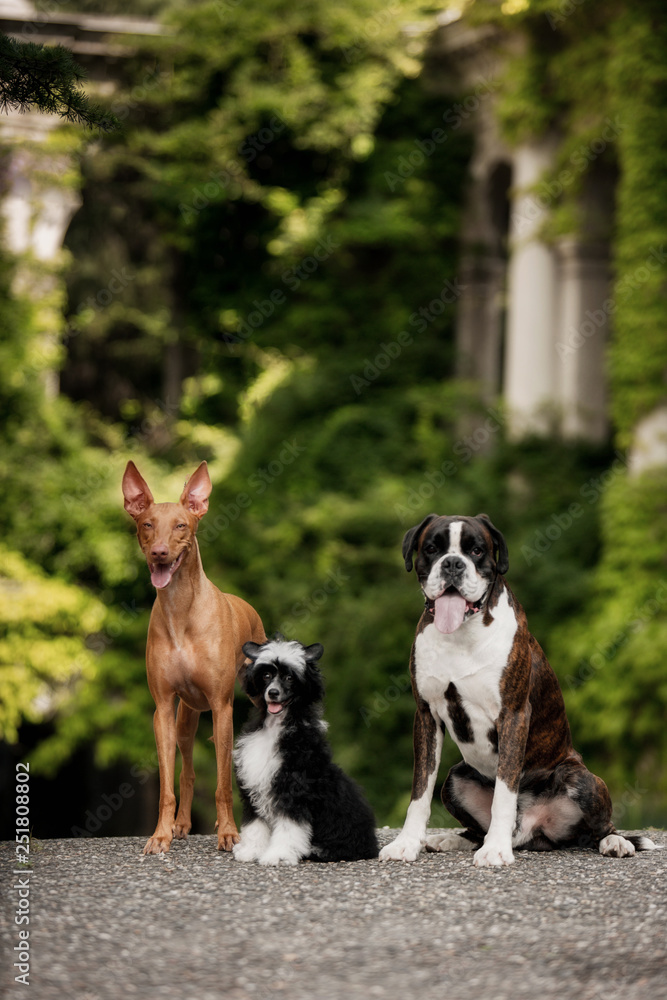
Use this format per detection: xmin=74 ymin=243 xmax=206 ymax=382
xmin=625 ymin=834 xmax=663 ymax=851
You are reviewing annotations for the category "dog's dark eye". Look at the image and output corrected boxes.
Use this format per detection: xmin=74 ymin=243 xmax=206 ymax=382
xmin=262 ymin=671 xmax=273 ymax=682
xmin=471 ymin=546 xmax=483 ymax=557
xmin=282 ymin=675 xmax=293 ymax=686
xmin=424 ymin=543 xmax=438 ymax=555
xmin=143 ymin=522 xmax=152 ymax=530
xmin=176 ymin=523 xmax=187 ymax=530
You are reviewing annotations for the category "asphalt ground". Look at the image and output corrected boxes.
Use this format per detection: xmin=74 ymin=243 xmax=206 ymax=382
xmin=1 ymin=829 xmax=665 ymax=1000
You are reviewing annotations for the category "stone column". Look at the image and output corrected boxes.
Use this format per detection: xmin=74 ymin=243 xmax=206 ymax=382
xmin=504 ymin=141 xmax=560 ymax=437
xmin=455 ymin=251 xmax=505 ymax=399
xmin=0 ymin=135 xmax=82 ymax=398
xmin=554 ymin=239 xmax=610 ymax=442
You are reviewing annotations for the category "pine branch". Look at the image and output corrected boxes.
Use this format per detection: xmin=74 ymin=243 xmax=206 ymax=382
xmin=0 ymin=34 xmax=120 ymax=132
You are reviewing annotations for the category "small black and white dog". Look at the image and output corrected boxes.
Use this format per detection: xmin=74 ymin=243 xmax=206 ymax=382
xmin=233 ymin=637 xmax=378 ymax=866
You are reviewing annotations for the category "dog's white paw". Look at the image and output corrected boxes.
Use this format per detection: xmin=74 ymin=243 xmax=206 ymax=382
xmin=474 ymin=840 xmax=514 ymax=868
xmin=232 ymin=842 xmax=261 ymax=863
xmin=426 ymin=830 xmax=477 ymax=853
xmin=379 ymin=835 xmax=422 ymax=862
xmin=599 ymin=834 xmax=635 ymax=858
xmin=258 ymin=850 xmax=300 ymax=867
xmin=233 ymin=820 xmax=271 ymax=862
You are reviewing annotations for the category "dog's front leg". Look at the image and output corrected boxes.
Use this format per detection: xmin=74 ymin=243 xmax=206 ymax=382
xmin=211 ymin=698 xmax=240 ymax=851
xmin=380 ymin=701 xmax=443 ymax=862
xmin=259 ymin=817 xmax=313 ymax=866
xmin=473 ymin=707 xmax=529 ymax=868
xmin=144 ymin=697 xmax=177 ymax=855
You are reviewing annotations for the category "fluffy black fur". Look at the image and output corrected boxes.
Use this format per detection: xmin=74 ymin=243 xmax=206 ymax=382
xmin=234 ymin=638 xmax=378 ymax=864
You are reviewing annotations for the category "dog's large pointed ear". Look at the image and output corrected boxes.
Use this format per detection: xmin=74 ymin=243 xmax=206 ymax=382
xmin=402 ymin=513 xmax=439 ymax=572
xmin=180 ymin=462 xmax=212 ymax=519
xmin=476 ymin=513 xmax=509 ymax=575
xmin=304 ymin=643 xmax=324 ymax=665
xmin=242 ymin=641 xmax=264 ymax=662
xmin=122 ymin=461 xmax=154 ymax=521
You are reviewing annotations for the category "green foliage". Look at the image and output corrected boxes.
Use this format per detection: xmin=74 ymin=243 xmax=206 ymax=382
xmin=0 ymin=35 xmax=119 ymax=131
xmin=0 ymin=544 xmax=105 ymax=743
xmin=553 ymin=468 xmax=667 ymax=815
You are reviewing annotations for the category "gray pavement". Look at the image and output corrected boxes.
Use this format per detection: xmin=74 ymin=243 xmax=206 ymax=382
xmin=1 ymin=829 xmax=665 ymax=1000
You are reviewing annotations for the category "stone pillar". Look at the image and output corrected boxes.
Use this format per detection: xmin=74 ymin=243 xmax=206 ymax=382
xmin=455 ymin=251 xmax=505 ymax=399
xmin=504 ymin=141 xmax=560 ymax=436
xmin=554 ymin=240 xmax=610 ymax=442
xmin=0 ymin=139 xmax=82 ymax=398
xmin=0 ymin=146 xmax=82 ymax=260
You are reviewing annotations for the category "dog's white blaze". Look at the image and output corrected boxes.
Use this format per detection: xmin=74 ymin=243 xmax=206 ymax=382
xmin=448 ymin=520 xmax=463 ymax=553
xmin=251 ymin=639 xmax=308 ymax=677
xmin=423 ymin=520 xmax=489 ymax=604
xmin=260 ymin=817 xmax=313 ymax=866
xmin=233 ymin=724 xmax=282 ymax=819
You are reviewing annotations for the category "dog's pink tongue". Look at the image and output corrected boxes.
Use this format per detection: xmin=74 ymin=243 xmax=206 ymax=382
xmin=151 ymin=564 xmax=172 ymax=589
xmin=267 ymin=703 xmax=283 ymax=715
xmin=434 ymin=592 xmax=467 ymax=634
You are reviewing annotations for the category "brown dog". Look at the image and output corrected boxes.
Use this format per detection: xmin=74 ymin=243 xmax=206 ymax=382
xmin=122 ymin=460 xmax=266 ymax=854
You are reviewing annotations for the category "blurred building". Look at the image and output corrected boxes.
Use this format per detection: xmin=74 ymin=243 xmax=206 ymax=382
xmin=424 ymin=12 xmax=615 ymax=443
xmin=0 ymin=2 xmax=623 ymax=444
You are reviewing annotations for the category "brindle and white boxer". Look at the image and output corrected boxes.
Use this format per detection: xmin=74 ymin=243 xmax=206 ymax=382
xmin=380 ymin=513 xmax=661 ymax=868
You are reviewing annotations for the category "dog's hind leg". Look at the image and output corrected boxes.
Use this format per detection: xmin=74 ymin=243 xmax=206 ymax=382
xmin=425 ymin=763 xmax=488 ymax=853
xmin=173 ymin=701 xmax=200 ymax=840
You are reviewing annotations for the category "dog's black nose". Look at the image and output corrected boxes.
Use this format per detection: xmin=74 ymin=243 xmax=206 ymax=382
xmin=267 ymin=687 xmax=280 ymax=700
xmin=442 ymin=555 xmax=466 ymax=575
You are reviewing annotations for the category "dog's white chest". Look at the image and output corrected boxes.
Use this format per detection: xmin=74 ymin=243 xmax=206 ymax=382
xmin=414 ymin=589 xmax=518 ymax=778
xmin=233 ymin=723 xmax=282 ymax=817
